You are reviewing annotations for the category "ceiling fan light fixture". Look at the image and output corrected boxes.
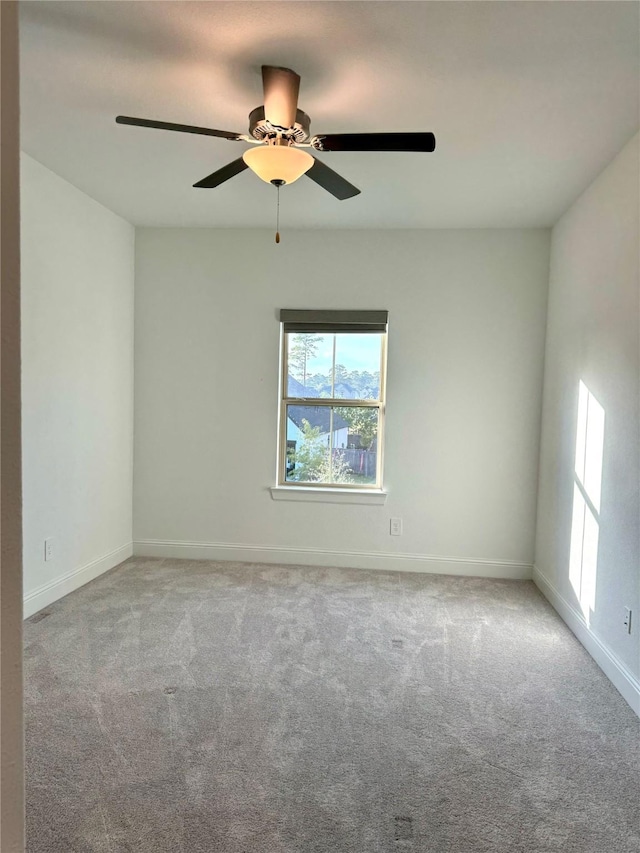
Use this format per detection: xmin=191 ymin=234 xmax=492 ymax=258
xmin=242 ymin=144 xmax=313 ymax=185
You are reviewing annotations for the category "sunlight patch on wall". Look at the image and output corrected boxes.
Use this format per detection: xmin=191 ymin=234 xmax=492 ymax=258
xmin=569 ymin=381 xmax=605 ymax=625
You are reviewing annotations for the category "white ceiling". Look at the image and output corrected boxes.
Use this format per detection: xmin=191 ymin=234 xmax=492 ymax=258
xmin=19 ymin=1 xmax=639 ymax=229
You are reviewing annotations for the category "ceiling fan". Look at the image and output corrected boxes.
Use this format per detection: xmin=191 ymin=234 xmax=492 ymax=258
xmin=116 ymin=65 xmax=436 ymax=201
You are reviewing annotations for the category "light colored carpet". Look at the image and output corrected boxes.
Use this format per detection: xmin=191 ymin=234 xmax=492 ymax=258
xmin=25 ymin=557 xmax=640 ymax=852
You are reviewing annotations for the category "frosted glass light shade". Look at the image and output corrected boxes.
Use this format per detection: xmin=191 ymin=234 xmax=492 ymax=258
xmin=243 ymin=145 xmax=313 ymax=185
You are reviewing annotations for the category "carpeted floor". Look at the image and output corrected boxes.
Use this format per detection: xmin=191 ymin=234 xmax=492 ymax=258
xmin=24 ymin=557 xmax=640 ymax=852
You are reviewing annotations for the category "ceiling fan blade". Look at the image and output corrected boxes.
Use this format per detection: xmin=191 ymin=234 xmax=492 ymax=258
xmin=312 ymin=132 xmax=436 ymax=153
xmin=261 ymin=66 xmax=300 ymax=129
xmin=193 ymin=158 xmax=249 ymax=188
xmin=306 ymin=157 xmax=360 ymax=201
xmin=116 ymin=116 xmax=242 ymax=141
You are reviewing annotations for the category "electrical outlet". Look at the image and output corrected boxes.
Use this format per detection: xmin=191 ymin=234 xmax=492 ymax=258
xmin=44 ymin=538 xmax=54 ymax=562
xmin=623 ymin=607 xmax=632 ymax=634
xmin=390 ymin=517 xmax=403 ymax=536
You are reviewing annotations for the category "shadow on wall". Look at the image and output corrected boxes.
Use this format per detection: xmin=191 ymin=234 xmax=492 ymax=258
xmin=569 ymin=380 xmax=605 ymax=628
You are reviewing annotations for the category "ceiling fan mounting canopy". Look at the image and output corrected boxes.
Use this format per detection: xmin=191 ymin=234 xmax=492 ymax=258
xmin=115 ymin=64 xmax=436 ymax=200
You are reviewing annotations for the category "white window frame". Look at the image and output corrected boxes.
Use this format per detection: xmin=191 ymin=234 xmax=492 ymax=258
xmin=277 ymin=310 xmax=388 ymax=491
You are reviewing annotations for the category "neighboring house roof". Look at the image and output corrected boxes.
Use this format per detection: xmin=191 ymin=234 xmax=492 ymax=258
xmin=287 ymin=374 xmax=359 ymax=401
xmin=287 ymin=375 xmax=309 ymax=397
xmin=287 ymin=405 xmax=349 ymax=435
xmin=333 ymin=381 xmax=359 ymax=399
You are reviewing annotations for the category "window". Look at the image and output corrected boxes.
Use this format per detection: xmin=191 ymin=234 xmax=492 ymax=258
xmin=278 ymin=309 xmax=388 ymax=489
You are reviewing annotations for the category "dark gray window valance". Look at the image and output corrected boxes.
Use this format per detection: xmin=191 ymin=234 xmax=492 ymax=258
xmin=280 ymin=309 xmax=388 ymax=334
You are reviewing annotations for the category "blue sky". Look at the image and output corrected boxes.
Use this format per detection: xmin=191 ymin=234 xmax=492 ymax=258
xmin=291 ymin=333 xmax=382 ymax=375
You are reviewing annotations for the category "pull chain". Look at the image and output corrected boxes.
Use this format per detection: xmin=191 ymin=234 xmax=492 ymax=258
xmin=271 ymin=178 xmax=284 ymax=243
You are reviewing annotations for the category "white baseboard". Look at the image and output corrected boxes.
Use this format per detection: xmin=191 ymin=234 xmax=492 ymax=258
xmin=23 ymin=542 xmax=133 ymax=619
xmin=133 ymin=539 xmax=532 ymax=580
xmin=533 ymin=566 xmax=640 ymax=717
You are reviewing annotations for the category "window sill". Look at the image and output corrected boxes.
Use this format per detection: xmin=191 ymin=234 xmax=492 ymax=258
xmin=270 ymin=486 xmax=387 ymax=505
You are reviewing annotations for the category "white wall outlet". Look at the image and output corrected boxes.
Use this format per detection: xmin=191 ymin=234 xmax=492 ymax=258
xmin=623 ymin=607 xmax=632 ymax=634
xmin=44 ymin=538 xmax=54 ymax=561
xmin=390 ymin=517 xmax=403 ymax=536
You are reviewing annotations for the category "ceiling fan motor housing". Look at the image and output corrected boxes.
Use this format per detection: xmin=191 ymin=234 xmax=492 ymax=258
xmin=249 ymin=106 xmax=310 ymax=143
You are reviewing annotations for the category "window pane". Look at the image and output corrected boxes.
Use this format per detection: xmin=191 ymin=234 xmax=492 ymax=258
xmin=285 ymin=405 xmax=332 ymax=482
xmin=335 ymin=406 xmax=379 ymax=485
xmin=286 ymin=333 xmax=330 ymax=397
xmin=333 ymin=333 xmax=382 ymax=400
xmin=286 ymin=332 xmax=382 ymax=400
xmin=285 ymin=405 xmax=378 ymax=485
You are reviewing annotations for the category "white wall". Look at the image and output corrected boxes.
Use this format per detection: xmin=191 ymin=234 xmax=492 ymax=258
xmin=534 ymin=134 xmax=639 ymax=713
xmin=21 ymin=154 xmax=134 ymax=616
xmin=134 ymin=228 xmax=550 ymax=577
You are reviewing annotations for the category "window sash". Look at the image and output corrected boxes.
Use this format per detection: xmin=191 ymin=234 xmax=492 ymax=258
xmin=278 ymin=401 xmax=384 ymax=489
xmin=282 ymin=331 xmax=386 ymax=404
